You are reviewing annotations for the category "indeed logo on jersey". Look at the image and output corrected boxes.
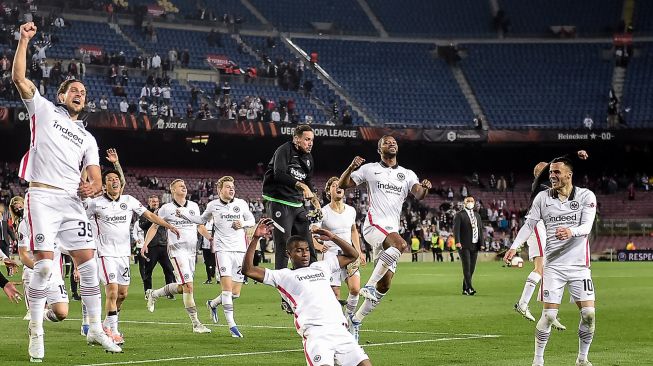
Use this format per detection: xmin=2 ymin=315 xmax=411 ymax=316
xmin=53 ymin=121 xmax=85 ymax=146
xmin=220 ymin=213 xmax=240 ymax=220
xmin=295 ymin=271 xmax=325 ymax=282
xmin=106 ymin=215 xmax=128 ymax=223
xmin=377 ymin=181 xmax=403 ymax=194
xmin=289 ymin=167 xmax=307 ymax=181
xmin=549 ymin=214 xmax=577 ymax=223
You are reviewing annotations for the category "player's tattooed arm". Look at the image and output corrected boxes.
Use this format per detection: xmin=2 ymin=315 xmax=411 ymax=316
xmin=12 ymin=23 xmax=38 ymax=100
xmin=105 ymin=148 xmax=126 ymax=191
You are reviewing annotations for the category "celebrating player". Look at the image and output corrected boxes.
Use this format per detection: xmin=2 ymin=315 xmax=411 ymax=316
xmin=505 ymin=151 xmax=587 ymax=325
xmin=506 ymin=157 xmax=597 ymax=366
xmin=144 ymin=179 xmax=212 ymax=333
xmin=179 ymin=176 xmax=255 ymax=337
xmin=338 ymin=135 xmax=431 ymax=336
xmin=243 ymin=219 xmax=372 ymax=366
xmin=86 ymin=167 xmax=179 ymax=345
xmin=313 ymin=177 xmax=365 ymax=340
xmin=13 ymin=21 xmax=120 ymax=360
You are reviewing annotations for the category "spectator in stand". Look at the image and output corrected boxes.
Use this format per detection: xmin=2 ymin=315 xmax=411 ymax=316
xmin=460 ymin=185 xmax=468 ymax=199
xmin=497 ymin=176 xmax=507 ymax=192
xmin=87 ymin=98 xmax=97 ymax=113
xmin=119 ymin=98 xmax=129 ymax=114
xmin=149 ymin=102 xmax=158 ymax=117
xmin=186 ymin=104 xmax=194 ymax=118
xmin=138 ymin=97 xmax=148 ymax=115
xmin=168 ymin=48 xmax=178 ymax=70
xmin=583 ymin=114 xmax=593 ymax=130
xmin=489 ymin=174 xmax=497 ymax=190
xmin=271 ymin=108 xmax=280 ymax=123
xmin=99 ymin=95 xmax=108 ymax=111
xmin=151 ymin=53 xmax=161 ymax=72
xmin=181 ymin=49 xmax=190 ymax=68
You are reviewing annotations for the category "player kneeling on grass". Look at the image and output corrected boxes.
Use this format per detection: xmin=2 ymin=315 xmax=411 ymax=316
xmin=243 ymin=219 xmax=372 ymax=366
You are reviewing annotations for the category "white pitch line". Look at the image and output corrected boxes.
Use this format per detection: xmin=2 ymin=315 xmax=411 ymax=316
xmin=73 ymin=335 xmax=499 ymax=366
xmin=0 ymin=316 xmax=495 ymax=337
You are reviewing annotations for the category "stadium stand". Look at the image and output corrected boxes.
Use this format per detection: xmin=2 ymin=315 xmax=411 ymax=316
xmin=294 ymin=38 xmax=475 ymax=127
xmin=461 ymin=43 xmax=614 ymax=129
xmin=48 ymin=21 xmax=139 ymax=61
xmin=366 ymin=0 xmax=493 ymax=37
xmin=120 ymin=25 xmax=255 ymax=70
xmin=622 ymin=43 xmax=652 ymax=128
xmin=239 ymin=35 xmax=364 ymax=125
xmin=248 ymin=0 xmax=376 ymax=35
xmin=497 ymin=0 xmax=623 ymax=36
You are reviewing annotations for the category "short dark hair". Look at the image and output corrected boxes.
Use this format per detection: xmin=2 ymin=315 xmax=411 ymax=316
xmin=293 ymin=124 xmax=313 ymax=138
xmin=286 ymin=235 xmax=307 ymax=250
xmin=102 ymin=169 xmax=122 ymax=185
xmin=148 ymin=194 xmax=159 ymax=200
xmin=551 ymin=157 xmax=574 ymax=172
xmin=57 ymin=79 xmax=85 ymax=97
xmin=377 ymin=135 xmax=395 ymax=150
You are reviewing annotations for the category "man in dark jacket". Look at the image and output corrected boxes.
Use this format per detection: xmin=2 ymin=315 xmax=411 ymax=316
xmin=454 ymin=196 xmax=484 ymax=295
xmin=139 ymin=195 xmax=175 ymax=295
xmin=262 ymin=124 xmax=319 ymax=270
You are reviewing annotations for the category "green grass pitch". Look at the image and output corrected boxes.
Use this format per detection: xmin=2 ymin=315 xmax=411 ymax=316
xmin=0 ymin=260 xmax=651 ymax=365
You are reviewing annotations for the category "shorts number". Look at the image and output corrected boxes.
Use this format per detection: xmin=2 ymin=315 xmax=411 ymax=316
xmin=77 ymin=221 xmax=92 ymax=238
xmin=122 ymin=267 xmax=130 ymax=279
xmin=59 ymin=285 xmax=67 ymax=296
xmin=236 ymin=267 xmax=242 ymax=276
xmin=582 ymin=279 xmax=594 ymax=292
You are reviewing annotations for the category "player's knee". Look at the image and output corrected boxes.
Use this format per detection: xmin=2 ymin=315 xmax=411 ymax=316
xmin=118 ymin=290 xmax=128 ymax=302
xmin=53 ymin=308 xmax=68 ymax=321
xmin=184 ymin=283 xmax=193 ymax=293
xmin=580 ymin=307 xmax=595 ymax=326
xmin=33 ymin=259 xmax=52 ymax=279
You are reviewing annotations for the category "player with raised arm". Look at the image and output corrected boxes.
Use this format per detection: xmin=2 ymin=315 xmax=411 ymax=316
xmin=313 ymin=177 xmax=366 ymax=340
xmin=178 ymin=176 xmax=255 ymax=337
xmin=338 ymin=136 xmax=431 ymax=337
xmin=243 ymin=219 xmax=372 ymax=366
xmin=86 ymin=167 xmax=179 ymax=345
xmin=505 ymin=150 xmax=588 ymax=326
xmin=143 ymin=179 xmax=212 ymax=333
xmin=13 ymin=21 xmax=120 ymax=360
xmin=505 ymin=157 xmax=597 ymax=366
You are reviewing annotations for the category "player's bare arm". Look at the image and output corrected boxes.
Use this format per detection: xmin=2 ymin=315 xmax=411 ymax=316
xmin=197 ymin=224 xmax=211 ymax=241
xmin=105 ymin=148 xmax=126 ymax=190
xmin=411 ymin=179 xmax=432 ymax=200
xmin=18 ymin=247 xmax=34 ymax=269
xmin=338 ymin=156 xmax=365 ymax=189
xmin=311 ymin=227 xmax=358 ymax=268
xmin=243 ymin=218 xmax=274 ymax=282
xmin=351 ymin=224 xmax=366 ymax=266
xmin=142 ymin=223 xmax=159 ymax=257
xmin=78 ymin=165 xmax=102 ymax=199
xmin=11 ymin=23 xmax=37 ymax=99
xmin=142 ymin=210 xmax=180 ymax=238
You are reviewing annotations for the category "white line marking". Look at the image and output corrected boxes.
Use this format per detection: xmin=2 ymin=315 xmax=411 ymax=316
xmin=0 ymin=316 xmax=495 ymax=337
xmin=73 ymin=335 xmax=499 ymax=366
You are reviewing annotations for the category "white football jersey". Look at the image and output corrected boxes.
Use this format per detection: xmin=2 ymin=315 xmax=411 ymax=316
xmin=85 ymin=194 xmax=147 ymax=257
xmin=263 ymin=256 xmax=346 ymax=336
xmin=17 ymin=220 xmax=64 ymax=280
xmin=527 ymin=187 xmax=597 ymax=267
xmin=158 ymin=200 xmax=201 ymax=257
xmin=19 ymin=90 xmax=100 ymax=194
xmin=318 ymin=204 xmax=356 ymax=258
xmin=199 ymin=198 xmax=254 ymax=252
xmin=351 ymin=162 xmax=419 ymax=233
